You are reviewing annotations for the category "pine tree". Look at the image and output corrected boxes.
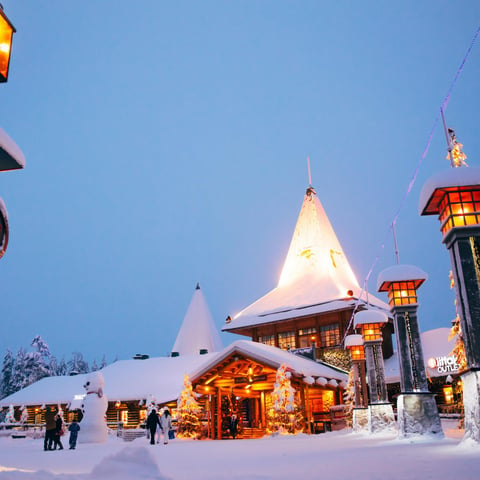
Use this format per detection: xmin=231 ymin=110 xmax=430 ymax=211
xmin=266 ymin=364 xmax=304 ymax=435
xmin=56 ymin=357 xmax=68 ymax=376
xmin=91 ymin=359 xmax=99 ymax=372
xmin=67 ymin=352 xmax=89 ymax=375
xmin=176 ymin=374 xmax=202 ymax=439
xmin=12 ymin=347 xmax=27 ymax=392
xmin=0 ymin=349 xmax=15 ymax=399
xmin=99 ymin=355 xmax=107 ymax=369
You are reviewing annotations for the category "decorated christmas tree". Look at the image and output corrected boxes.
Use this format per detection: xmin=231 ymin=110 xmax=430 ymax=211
xmin=176 ymin=374 xmax=202 ymax=439
xmin=266 ymin=364 xmax=304 ymax=434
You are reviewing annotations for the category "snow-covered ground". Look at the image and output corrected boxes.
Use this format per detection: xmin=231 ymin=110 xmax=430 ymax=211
xmin=0 ymin=420 xmax=478 ymax=480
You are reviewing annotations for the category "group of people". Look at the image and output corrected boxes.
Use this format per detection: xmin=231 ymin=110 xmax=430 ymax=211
xmin=146 ymin=408 xmax=172 ymax=445
xmin=44 ymin=406 xmax=81 ymax=451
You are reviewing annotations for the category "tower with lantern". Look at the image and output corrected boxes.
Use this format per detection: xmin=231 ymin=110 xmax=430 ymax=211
xmin=354 ymin=310 xmax=396 ymax=433
xmin=419 ymin=128 xmax=480 ymax=442
xmin=377 ymin=265 xmax=443 ymax=438
xmin=344 ymin=334 xmax=369 ymax=432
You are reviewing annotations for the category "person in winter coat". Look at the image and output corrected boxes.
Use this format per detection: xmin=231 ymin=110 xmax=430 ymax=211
xmin=159 ymin=408 xmax=173 ymax=445
xmin=68 ymin=419 xmax=81 ymax=450
xmin=229 ymin=413 xmax=239 ymax=439
xmin=52 ymin=414 xmax=64 ymax=450
xmin=44 ymin=407 xmax=57 ymax=451
xmin=146 ymin=409 xmax=161 ymax=445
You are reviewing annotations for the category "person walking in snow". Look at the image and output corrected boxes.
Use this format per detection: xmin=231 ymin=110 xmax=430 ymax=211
xmin=68 ymin=419 xmax=81 ymax=450
xmin=52 ymin=414 xmax=64 ymax=450
xmin=159 ymin=408 xmax=172 ymax=445
xmin=44 ymin=406 xmax=57 ymax=451
xmin=146 ymin=409 xmax=161 ymax=445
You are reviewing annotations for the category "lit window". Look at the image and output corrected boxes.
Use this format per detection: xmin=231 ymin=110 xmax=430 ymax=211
xmin=298 ymin=327 xmax=317 ymax=347
xmin=388 ymin=281 xmax=418 ymax=306
xmin=438 ymin=187 xmax=480 ymax=236
xmin=278 ymin=331 xmax=296 ymax=350
xmin=258 ymin=334 xmax=276 ymax=346
xmin=320 ymin=324 xmax=340 ymax=347
xmin=120 ymin=410 xmax=128 ymax=424
xmin=443 ymin=386 xmax=454 ymax=404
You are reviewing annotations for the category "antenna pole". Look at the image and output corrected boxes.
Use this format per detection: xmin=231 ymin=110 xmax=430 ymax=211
xmin=392 ymin=222 xmax=400 ymax=265
xmin=440 ymin=108 xmax=454 ymax=167
xmin=307 ymin=156 xmax=312 ymax=186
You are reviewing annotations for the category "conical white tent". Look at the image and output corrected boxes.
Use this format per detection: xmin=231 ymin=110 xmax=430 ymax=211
xmin=172 ymin=283 xmax=223 ymax=356
xmin=224 ymin=186 xmax=388 ymax=331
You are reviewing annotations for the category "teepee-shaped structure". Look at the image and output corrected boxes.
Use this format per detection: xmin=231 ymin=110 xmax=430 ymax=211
xmin=223 ymin=186 xmax=390 ymax=353
xmin=171 ymin=283 xmax=223 ymax=356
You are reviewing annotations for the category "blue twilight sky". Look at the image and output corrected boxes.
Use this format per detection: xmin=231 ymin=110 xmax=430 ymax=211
xmin=0 ymin=1 xmax=479 ymax=366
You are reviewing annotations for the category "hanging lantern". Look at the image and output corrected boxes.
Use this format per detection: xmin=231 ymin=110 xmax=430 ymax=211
xmin=0 ymin=7 xmax=15 ymax=83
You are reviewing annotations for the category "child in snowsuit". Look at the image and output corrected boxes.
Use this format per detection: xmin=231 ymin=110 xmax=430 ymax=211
xmin=68 ymin=420 xmax=81 ymax=450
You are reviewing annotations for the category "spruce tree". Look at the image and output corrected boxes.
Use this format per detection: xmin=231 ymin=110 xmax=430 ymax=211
xmin=0 ymin=349 xmax=15 ymax=399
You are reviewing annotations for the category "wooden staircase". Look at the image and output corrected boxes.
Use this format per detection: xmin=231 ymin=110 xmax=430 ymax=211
xmin=239 ymin=427 xmax=265 ymax=439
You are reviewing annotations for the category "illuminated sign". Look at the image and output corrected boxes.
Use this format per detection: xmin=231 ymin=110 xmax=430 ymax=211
xmin=427 ymin=355 xmax=459 ymax=374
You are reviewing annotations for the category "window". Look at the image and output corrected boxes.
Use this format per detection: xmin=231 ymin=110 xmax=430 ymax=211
xmin=388 ymin=281 xmax=418 ymax=306
xmin=258 ymin=334 xmax=276 ymax=346
xmin=320 ymin=324 xmax=340 ymax=347
xmin=278 ymin=331 xmax=296 ymax=350
xmin=298 ymin=327 xmax=317 ymax=348
xmin=120 ymin=410 xmax=128 ymax=424
xmin=443 ymin=386 xmax=454 ymax=404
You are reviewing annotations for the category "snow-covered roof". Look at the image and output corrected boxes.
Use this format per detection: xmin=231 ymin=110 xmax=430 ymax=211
xmin=171 ymin=283 xmax=223 ymax=356
xmin=419 ymin=166 xmax=480 ymax=215
xmin=385 ymin=327 xmax=456 ymax=383
xmin=0 ymin=340 xmax=346 ymax=408
xmin=224 ymin=186 xmax=389 ymax=332
xmin=344 ymin=334 xmax=363 ymax=348
xmin=189 ymin=339 xmax=348 ymax=383
xmin=0 ymin=127 xmax=26 ymax=171
xmin=377 ymin=264 xmax=428 ymax=292
xmin=353 ymin=310 xmax=388 ymax=327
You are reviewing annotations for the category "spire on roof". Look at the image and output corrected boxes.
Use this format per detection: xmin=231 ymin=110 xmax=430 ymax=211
xmin=171 ymin=284 xmax=223 ymax=356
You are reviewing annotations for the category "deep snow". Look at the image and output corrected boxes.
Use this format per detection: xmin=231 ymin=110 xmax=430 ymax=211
xmin=0 ymin=420 xmax=478 ymax=480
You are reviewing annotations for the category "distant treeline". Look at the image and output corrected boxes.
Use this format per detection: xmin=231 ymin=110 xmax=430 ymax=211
xmin=0 ymin=335 xmax=110 ymax=399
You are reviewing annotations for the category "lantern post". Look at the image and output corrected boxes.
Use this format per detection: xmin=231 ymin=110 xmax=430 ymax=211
xmin=377 ymin=265 xmax=443 ymax=438
xmin=354 ymin=310 xmax=396 ymax=433
xmin=0 ymin=5 xmax=15 ymax=84
xmin=419 ymin=135 xmax=480 ymax=442
xmin=345 ymin=334 xmax=369 ymax=432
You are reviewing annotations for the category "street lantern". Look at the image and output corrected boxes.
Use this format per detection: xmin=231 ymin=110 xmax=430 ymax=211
xmin=354 ymin=310 xmax=386 ymax=343
xmin=345 ymin=334 xmax=365 ymax=361
xmin=377 ymin=264 xmax=443 ymax=438
xmin=0 ymin=6 xmax=15 ymax=83
xmin=377 ymin=265 xmax=427 ymax=307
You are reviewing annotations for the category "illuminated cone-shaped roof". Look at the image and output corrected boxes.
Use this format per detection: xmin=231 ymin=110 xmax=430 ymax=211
xmin=172 ymin=283 xmax=223 ymax=356
xmin=224 ymin=186 xmax=388 ymax=331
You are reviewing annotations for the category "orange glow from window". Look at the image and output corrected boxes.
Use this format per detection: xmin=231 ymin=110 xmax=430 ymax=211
xmin=387 ymin=281 xmax=418 ymax=306
xmin=443 ymin=386 xmax=454 ymax=404
xmin=438 ymin=188 xmax=480 ymax=236
xmin=347 ymin=345 xmax=365 ymax=361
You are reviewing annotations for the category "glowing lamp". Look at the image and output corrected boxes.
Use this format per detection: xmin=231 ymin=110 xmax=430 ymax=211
xmin=344 ymin=334 xmax=365 ymax=360
xmin=377 ymin=265 xmax=428 ymax=307
xmin=0 ymin=7 xmax=15 ymax=83
xmin=354 ymin=310 xmax=387 ymax=342
xmin=419 ymin=167 xmax=480 ymax=239
xmin=115 ymin=401 xmax=121 ymax=408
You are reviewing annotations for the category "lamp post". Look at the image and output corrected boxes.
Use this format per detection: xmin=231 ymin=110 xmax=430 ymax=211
xmin=354 ymin=310 xmax=396 ymax=433
xmin=419 ymin=159 xmax=480 ymax=443
xmin=0 ymin=5 xmax=15 ymax=83
xmin=345 ymin=334 xmax=369 ymax=432
xmin=377 ymin=265 xmax=443 ymax=438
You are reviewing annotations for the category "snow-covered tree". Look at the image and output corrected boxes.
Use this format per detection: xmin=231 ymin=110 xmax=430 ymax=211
xmin=176 ymin=374 xmax=202 ymax=439
xmin=20 ymin=405 xmax=28 ymax=424
xmin=0 ymin=349 xmax=15 ymax=399
xmin=4 ymin=404 xmax=16 ymax=424
xmin=99 ymin=355 xmax=107 ymax=369
xmin=91 ymin=359 xmax=99 ymax=372
xmin=266 ymin=364 xmax=304 ymax=435
xmin=56 ymin=357 xmax=68 ymax=376
xmin=12 ymin=347 xmax=28 ymax=392
xmin=67 ymin=352 xmax=89 ymax=375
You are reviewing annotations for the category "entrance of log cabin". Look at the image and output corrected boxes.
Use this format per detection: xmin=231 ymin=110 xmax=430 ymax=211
xmin=193 ymin=352 xmax=278 ymax=439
